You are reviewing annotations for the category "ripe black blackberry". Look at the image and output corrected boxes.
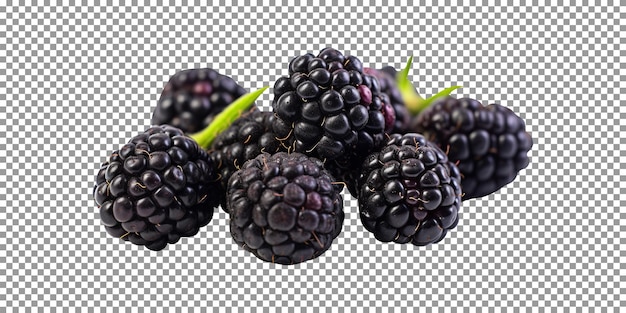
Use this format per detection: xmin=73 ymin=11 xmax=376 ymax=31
xmin=152 ymin=68 xmax=247 ymax=133
xmin=364 ymin=67 xmax=411 ymax=134
xmin=210 ymin=109 xmax=285 ymax=211
xmin=412 ymin=97 xmax=532 ymax=200
xmin=356 ymin=133 xmax=462 ymax=246
xmin=93 ymin=125 xmax=220 ymax=251
xmin=271 ymin=48 xmax=396 ymax=179
xmin=93 ymin=87 xmax=268 ymax=250
xmin=227 ymin=152 xmax=344 ymax=265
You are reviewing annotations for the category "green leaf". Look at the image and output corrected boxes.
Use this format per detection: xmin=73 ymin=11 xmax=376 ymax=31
xmin=397 ymin=56 xmax=426 ymax=115
xmin=189 ymin=86 xmax=268 ymax=149
xmin=420 ymin=85 xmax=463 ymax=109
xmin=395 ymin=56 xmax=462 ymax=114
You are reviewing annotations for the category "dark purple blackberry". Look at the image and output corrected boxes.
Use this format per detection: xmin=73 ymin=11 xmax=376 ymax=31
xmin=152 ymin=68 xmax=247 ymax=134
xmin=364 ymin=67 xmax=411 ymax=133
xmin=380 ymin=66 xmax=400 ymax=79
xmin=93 ymin=125 xmax=220 ymax=251
xmin=227 ymin=152 xmax=344 ymax=265
xmin=210 ymin=109 xmax=286 ymax=211
xmin=412 ymin=97 xmax=533 ymax=200
xmin=356 ymin=133 xmax=462 ymax=246
xmin=271 ymin=48 xmax=396 ymax=180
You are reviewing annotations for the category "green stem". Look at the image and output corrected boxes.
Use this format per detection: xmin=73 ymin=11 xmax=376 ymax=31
xmin=420 ymin=85 xmax=463 ymax=109
xmin=397 ymin=56 xmax=462 ymax=115
xmin=189 ymin=86 xmax=268 ymax=149
xmin=397 ymin=56 xmax=425 ymax=115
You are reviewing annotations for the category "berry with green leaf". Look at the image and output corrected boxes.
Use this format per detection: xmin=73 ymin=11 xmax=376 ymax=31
xmin=210 ymin=109 xmax=287 ymax=211
xmin=396 ymin=57 xmax=533 ymax=199
xmin=94 ymin=87 xmax=268 ymax=250
xmin=152 ymin=68 xmax=248 ymax=134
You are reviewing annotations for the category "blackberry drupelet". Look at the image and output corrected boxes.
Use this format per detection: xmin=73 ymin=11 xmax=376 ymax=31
xmin=227 ymin=152 xmax=344 ymax=264
xmin=94 ymin=125 xmax=220 ymax=250
xmin=412 ymin=97 xmax=532 ymax=200
xmin=152 ymin=68 xmax=247 ymax=133
xmin=271 ymin=48 xmax=396 ymax=179
xmin=210 ymin=109 xmax=286 ymax=211
xmin=364 ymin=67 xmax=411 ymax=134
xmin=356 ymin=133 xmax=462 ymax=246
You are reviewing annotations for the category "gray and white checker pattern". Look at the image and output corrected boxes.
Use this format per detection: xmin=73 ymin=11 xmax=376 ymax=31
xmin=0 ymin=0 xmax=623 ymax=311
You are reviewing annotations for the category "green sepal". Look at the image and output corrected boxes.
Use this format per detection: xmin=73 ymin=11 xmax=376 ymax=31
xmin=397 ymin=56 xmax=461 ymax=114
xmin=189 ymin=86 xmax=269 ymax=149
xmin=397 ymin=56 xmax=425 ymax=114
xmin=420 ymin=85 xmax=463 ymax=110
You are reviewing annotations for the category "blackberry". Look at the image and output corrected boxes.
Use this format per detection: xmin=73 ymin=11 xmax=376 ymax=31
xmin=152 ymin=68 xmax=247 ymax=133
xmin=210 ymin=109 xmax=285 ymax=211
xmin=93 ymin=87 xmax=268 ymax=250
xmin=93 ymin=125 xmax=220 ymax=251
xmin=412 ymin=97 xmax=532 ymax=200
xmin=227 ymin=152 xmax=344 ymax=264
xmin=356 ymin=133 xmax=462 ymax=246
xmin=271 ymin=48 xmax=396 ymax=179
xmin=364 ymin=67 xmax=411 ymax=133
xmin=379 ymin=66 xmax=401 ymax=80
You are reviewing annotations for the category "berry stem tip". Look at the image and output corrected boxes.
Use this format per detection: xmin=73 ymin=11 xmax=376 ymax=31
xmin=397 ymin=56 xmax=462 ymax=114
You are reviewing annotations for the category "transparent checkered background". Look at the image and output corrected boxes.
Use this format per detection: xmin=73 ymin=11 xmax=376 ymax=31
xmin=0 ymin=1 xmax=623 ymax=311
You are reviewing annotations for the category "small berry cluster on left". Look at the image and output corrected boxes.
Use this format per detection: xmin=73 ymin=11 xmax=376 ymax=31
xmin=94 ymin=70 xmax=258 ymax=251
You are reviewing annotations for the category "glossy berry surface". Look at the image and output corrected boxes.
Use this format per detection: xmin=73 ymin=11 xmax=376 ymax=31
xmin=271 ymin=48 xmax=395 ymax=180
xmin=364 ymin=67 xmax=411 ymax=134
xmin=210 ymin=109 xmax=286 ymax=211
xmin=356 ymin=133 xmax=462 ymax=246
xmin=93 ymin=125 xmax=220 ymax=250
xmin=152 ymin=68 xmax=247 ymax=134
xmin=227 ymin=152 xmax=344 ymax=265
xmin=413 ymin=97 xmax=532 ymax=199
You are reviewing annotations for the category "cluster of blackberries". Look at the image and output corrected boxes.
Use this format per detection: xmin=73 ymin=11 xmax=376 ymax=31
xmin=93 ymin=48 xmax=532 ymax=265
